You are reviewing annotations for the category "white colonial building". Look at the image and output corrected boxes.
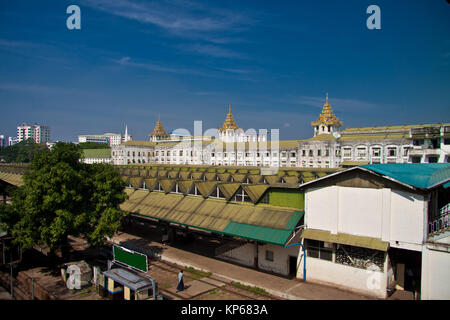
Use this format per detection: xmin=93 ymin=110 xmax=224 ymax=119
xmin=111 ymin=96 xmax=450 ymax=168
xmin=297 ymin=95 xmax=450 ymax=168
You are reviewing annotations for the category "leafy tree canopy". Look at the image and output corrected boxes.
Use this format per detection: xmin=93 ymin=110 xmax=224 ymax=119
xmin=0 ymin=142 xmax=128 ymax=255
xmin=0 ymin=139 xmax=47 ymax=163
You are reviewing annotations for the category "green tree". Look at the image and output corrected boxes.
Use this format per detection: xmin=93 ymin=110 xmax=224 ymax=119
xmin=0 ymin=139 xmax=47 ymax=163
xmin=1 ymin=142 xmax=128 ymax=259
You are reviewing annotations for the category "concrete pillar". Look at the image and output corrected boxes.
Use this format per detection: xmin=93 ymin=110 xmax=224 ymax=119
xmin=124 ymin=287 xmax=130 ymax=300
xmin=107 ymin=278 xmax=115 ymax=292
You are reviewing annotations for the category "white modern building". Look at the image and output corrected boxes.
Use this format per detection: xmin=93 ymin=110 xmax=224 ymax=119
xmin=298 ymin=164 xmax=450 ymax=299
xmin=16 ymin=123 xmax=51 ymax=144
xmin=7 ymin=137 xmax=17 ymax=146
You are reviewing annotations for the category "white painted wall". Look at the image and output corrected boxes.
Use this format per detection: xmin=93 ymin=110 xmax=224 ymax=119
xmin=219 ymin=243 xmax=255 ymax=267
xmin=421 ymin=243 xmax=450 ymax=300
xmin=338 ymin=187 xmax=383 ymax=238
xmin=305 ymin=186 xmax=426 ymax=249
xmin=299 ymin=255 xmax=387 ymax=298
xmin=218 ymin=242 xmax=298 ymax=276
xmin=305 ymin=186 xmax=338 ymax=234
xmin=389 ymin=190 xmax=426 ymax=245
xmin=257 ymin=243 xmax=298 ymax=276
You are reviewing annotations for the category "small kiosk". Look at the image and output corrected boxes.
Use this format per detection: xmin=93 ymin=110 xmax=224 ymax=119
xmin=103 ymin=268 xmax=157 ymax=300
xmin=100 ymin=245 xmax=159 ymax=300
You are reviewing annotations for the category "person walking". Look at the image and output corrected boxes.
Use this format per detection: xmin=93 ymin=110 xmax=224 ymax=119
xmin=176 ymin=270 xmax=184 ymax=292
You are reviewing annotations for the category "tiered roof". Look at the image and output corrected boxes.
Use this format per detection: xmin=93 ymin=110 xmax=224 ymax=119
xmin=311 ymin=93 xmax=343 ymax=127
xmin=218 ymin=105 xmax=239 ymax=132
xmin=149 ymin=115 xmax=170 ymax=139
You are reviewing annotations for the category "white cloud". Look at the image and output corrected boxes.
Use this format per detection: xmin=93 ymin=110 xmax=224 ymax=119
xmin=81 ymin=0 xmax=251 ymax=35
xmin=289 ymin=95 xmax=382 ymax=112
xmin=181 ymin=43 xmax=245 ymax=59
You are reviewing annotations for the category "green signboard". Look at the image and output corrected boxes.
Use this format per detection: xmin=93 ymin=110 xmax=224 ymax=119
xmin=113 ymin=245 xmax=148 ymax=273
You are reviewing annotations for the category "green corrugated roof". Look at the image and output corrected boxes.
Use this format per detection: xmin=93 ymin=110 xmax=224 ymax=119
xmin=178 ymin=180 xmax=194 ymax=194
xmin=361 ymin=163 xmax=450 ymax=189
xmin=301 ymin=229 xmax=389 ymax=251
xmin=195 ymin=181 xmax=218 ymax=197
xmin=129 ymin=177 xmax=143 ymax=188
xmin=264 ymin=175 xmax=280 ymax=185
xmin=248 ymin=174 xmax=263 ymax=184
xmin=159 ymin=179 xmax=176 ymax=193
xmin=306 ymin=134 xmax=337 ymax=141
xmin=123 ymin=188 xmax=304 ymax=245
xmin=217 ymin=173 xmax=231 ymax=182
xmin=242 ymin=184 xmax=269 ymax=203
xmin=339 ymin=134 xmax=408 ymax=141
xmin=144 ymin=178 xmax=158 ymax=190
xmin=82 ymin=149 xmax=111 ymax=158
xmin=0 ymin=172 xmax=24 ymax=186
xmin=282 ymin=176 xmax=299 ymax=184
xmin=232 ymin=174 xmax=247 ymax=183
xmin=222 ymin=222 xmax=292 ymax=246
xmin=221 ymin=209 xmax=304 ymax=246
xmin=218 ymin=183 xmax=241 ymax=200
xmin=284 ymin=211 xmax=304 ymax=230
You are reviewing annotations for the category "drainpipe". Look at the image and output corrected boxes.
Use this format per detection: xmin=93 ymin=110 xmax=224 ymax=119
xmin=284 ymin=242 xmax=306 ymax=282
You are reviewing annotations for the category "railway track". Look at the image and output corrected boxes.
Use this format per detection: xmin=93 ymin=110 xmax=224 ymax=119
xmin=149 ymin=259 xmax=284 ymax=301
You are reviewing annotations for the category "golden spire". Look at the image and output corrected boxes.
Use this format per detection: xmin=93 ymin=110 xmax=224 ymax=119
xmin=149 ymin=114 xmax=170 ymax=138
xmin=311 ymin=93 xmax=342 ymax=127
xmin=219 ymin=104 xmax=239 ymax=131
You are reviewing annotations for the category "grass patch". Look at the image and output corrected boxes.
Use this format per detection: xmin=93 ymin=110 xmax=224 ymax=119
xmin=231 ymin=282 xmax=268 ymax=295
xmin=185 ymin=267 xmax=212 ymax=280
xmin=161 ymin=284 xmax=172 ymax=289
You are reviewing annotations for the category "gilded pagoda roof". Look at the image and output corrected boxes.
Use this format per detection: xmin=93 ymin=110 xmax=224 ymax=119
xmin=311 ymin=93 xmax=343 ymax=127
xmin=149 ymin=115 xmax=170 ymax=137
xmin=219 ymin=105 xmax=239 ymax=131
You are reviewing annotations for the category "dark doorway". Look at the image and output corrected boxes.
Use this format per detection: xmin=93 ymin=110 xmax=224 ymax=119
xmin=388 ymin=248 xmax=422 ymax=299
xmin=288 ymin=256 xmax=297 ymax=277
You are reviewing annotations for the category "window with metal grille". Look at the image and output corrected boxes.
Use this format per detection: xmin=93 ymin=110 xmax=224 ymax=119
xmin=335 ymin=244 xmax=384 ymax=270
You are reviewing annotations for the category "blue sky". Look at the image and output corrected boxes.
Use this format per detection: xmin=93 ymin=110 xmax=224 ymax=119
xmin=0 ymin=0 xmax=449 ymax=142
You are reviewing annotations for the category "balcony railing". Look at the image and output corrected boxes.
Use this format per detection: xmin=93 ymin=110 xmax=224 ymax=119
xmin=429 ymin=203 xmax=450 ymax=235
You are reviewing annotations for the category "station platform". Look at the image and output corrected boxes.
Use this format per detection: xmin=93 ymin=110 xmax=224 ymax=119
xmin=110 ymin=225 xmax=374 ymax=300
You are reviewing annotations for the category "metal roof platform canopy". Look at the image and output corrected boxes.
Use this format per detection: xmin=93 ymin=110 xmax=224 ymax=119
xmin=127 ymin=190 xmax=305 ymax=246
xmin=299 ymin=163 xmax=450 ymax=193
